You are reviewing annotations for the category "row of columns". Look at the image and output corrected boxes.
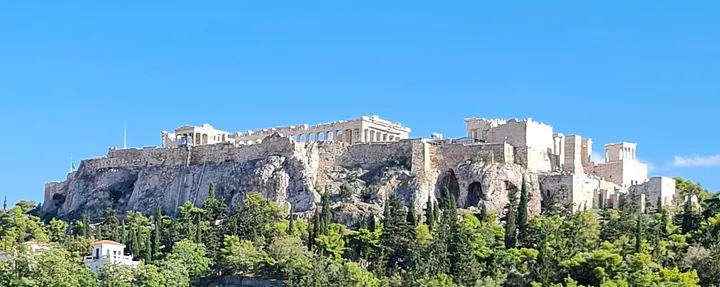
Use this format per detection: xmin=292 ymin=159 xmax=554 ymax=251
xmin=293 ymin=129 xmax=354 ymax=143
xmin=364 ymin=129 xmax=395 ymax=143
xmin=620 ymin=147 xmax=636 ymax=160
xmin=175 ymin=132 xmax=208 ymax=146
xmin=291 ymin=128 xmax=398 ymax=144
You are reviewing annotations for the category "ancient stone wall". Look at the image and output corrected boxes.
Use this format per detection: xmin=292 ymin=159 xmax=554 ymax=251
xmin=433 ymin=142 xmax=512 ymax=172
xmin=317 ymin=141 xmax=414 ymax=170
xmin=515 ymin=147 xmax=552 ymax=172
xmin=539 ymin=173 xmax=620 ymax=212
xmin=629 ymin=177 xmax=676 ymax=208
xmin=80 ymin=136 xmax=298 ymax=171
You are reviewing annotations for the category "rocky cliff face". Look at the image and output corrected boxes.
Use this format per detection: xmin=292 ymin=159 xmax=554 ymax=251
xmin=41 ymin=138 xmax=543 ymax=223
xmin=44 ymin=155 xmax=319 ymax=220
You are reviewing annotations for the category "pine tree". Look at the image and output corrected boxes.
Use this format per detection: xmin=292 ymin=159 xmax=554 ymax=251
xmin=380 ymin=193 xmax=415 ymax=276
xmin=100 ymin=205 xmax=120 ymax=241
xmin=517 ymin=177 xmax=529 ymax=245
xmin=450 ymin=225 xmax=481 ymax=286
xmin=153 ymin=205 xmax=162 ymax=258
xmin=425 ymin=199 xmax=435 ymax=231
xmin=429 ymin=188 xmax=459 ymax=277
xmin=504 ymin=188 xmax=518 ymax=249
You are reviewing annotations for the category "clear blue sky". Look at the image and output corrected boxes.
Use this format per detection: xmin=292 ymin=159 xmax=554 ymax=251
xmin=1 ymin=1 xmax=718 ymax=206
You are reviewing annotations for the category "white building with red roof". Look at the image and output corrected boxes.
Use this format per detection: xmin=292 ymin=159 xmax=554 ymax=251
xmin=83 ymin=240 xmax=140 ymax=273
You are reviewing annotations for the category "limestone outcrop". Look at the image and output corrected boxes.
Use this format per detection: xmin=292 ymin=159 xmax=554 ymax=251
xmin=41 ymin=136 xmax=543 ymax=222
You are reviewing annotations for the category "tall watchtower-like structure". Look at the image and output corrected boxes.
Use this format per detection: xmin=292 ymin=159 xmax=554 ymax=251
xmin=593 ymin=142 xmax=648 ymax=187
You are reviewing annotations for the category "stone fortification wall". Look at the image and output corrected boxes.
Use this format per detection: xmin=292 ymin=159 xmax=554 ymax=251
xmin=514 ymin=147 xmax=552 ymax=172
xmin=80 ymin=135 xmax=298 ymax=170
xmin=433 ymin=142 xmax=512 ymax=172
xmin=539 ymin=173 xmax=621 ymax=212
xmin=316 ymin=140 xmax=414 ymax=172
xmin=629 ymin=177 xmax=676 ymax=208
xmin=190 ymin=136 xmax=296 ymax=164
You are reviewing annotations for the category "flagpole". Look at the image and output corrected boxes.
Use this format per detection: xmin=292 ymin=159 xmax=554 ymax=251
xmin=123 ymin=120 xmax=127 ymax=149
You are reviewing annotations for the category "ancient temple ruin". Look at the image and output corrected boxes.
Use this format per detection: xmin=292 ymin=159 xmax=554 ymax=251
xmin=161 ymin=115 xmax=410 ymax=148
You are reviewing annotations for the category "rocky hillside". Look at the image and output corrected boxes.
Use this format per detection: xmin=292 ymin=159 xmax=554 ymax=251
xmin=41 ymin=135 xmax=542 ymax=223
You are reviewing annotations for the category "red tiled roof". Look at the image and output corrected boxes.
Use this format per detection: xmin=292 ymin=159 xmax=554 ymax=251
xmin=92 ymin=240 xmax=125 ymax=247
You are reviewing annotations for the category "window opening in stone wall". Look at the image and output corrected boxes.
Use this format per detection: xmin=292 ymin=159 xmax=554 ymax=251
xmin=309 ymin=134 xmax=315 ymax=142
xmin=318 ymin=133 xmax=325 ymax=142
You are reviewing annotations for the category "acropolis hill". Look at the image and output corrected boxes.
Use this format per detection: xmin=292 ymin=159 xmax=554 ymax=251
xmin=41 ymin=115 xmax=675 ymax=222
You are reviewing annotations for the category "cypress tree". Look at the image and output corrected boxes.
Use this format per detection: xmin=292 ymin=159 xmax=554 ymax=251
xmin=681 ymin=196 xmax=698 ymax=234
xmin=318 ymin=191 xmax=331 ymax=236
xmin=130 ymin=228 xmax=140 ymax=256
xmin=517 ymin=177 xmax=529 ymax=244
xmin=367 ymin=212 xmax=376 ymax=232
xmin=407 ymin=205 xmax=417 ymax=226
xmin=425 ymin=199 xmax=435 ymax=231
xmin=504 ymin=188 xmax=518 ymax=249
xmin=358 ymin=214 xmax=368 ymax=230
xmin=153 ymin=205 xmax=162 ymax=258
xmin=287 ymin=214 xmax=295 ymax=235
xmin=2 ymin=196 xmax=6 ymax=211
xmin=82 ymin=215 xmax=90 ymax=237
xmin=144 ymin=232 xmax=152 ymax=263
xmin=195 ymin=212 xmax=202 ymax=244
xmin=635 ymin=214 xmax=643 ymax=253
xmin=119 ymin=220 xmax=127 ymax=244
xmin=308 ymin=208 xmax=321 ymax=251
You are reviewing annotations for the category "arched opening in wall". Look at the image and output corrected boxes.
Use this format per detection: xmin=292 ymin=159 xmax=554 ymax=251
xmin=291 ymin=135 xmax=297 ymax=142
xmin=336 ymin=130 xmax=344 ymax=142
xmin=309 ymin=134 xmax=315 ymax=142
xmin=318 ymin=133 xmax=325 ymax=142
xmin=466 ymin=182 xmax=484 ymax=208
xmin=439 ymin=169 xmax=461 ymax=207
xmin=299 ymin=135 xmax=306 ymax=142
xmin=327 ymin=132 xmax=334 ymax=142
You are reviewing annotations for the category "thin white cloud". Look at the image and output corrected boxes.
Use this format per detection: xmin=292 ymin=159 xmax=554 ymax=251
xmin=591 ymin=151 xmax=604 ymax=163
xmin=672 ymin=154 xmax=720 ymax=167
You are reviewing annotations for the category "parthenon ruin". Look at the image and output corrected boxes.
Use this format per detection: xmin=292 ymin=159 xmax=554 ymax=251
xmin=161 ymin=115 xmax=411 ymax=148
